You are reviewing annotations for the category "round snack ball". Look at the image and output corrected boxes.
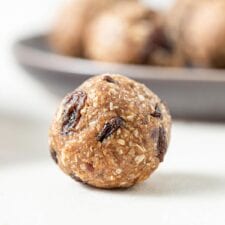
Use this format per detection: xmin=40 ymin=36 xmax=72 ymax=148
xmin=50 ymin=0 xmax=136 ymax=56
xmin=164 ymin=0 xmax=207 ymax=66
xmin=49 ymin=74 xmax=171 ymax=189
xmin=84 ymin=2 xmax=160 ymax=64
xmin=181 ymin=0 xmax=225 ymax=67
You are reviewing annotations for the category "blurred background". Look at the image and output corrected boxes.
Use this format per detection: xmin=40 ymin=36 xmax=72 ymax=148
xmin=0 ymin=0 xmax=173 ymax=119
xmin=1 ymin=0 xmax=225 ymax=225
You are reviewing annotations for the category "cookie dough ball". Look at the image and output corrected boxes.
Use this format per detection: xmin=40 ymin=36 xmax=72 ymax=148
xmin=181 ymin=0 xmax=225 ymax=67
xmin=84 ymin=2 xmax=160 ymax=64
xmin=49 ymin=74 xmax=171 ymax=189
xmin=50 ymin=0 xmax=136 ymax=56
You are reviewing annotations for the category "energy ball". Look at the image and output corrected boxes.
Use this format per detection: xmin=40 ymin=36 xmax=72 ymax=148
xmin=49 ymin=74 xmax=171 ymax=189
xmin=181 ymin=0 xmax=225 ymax=67
xmin=50 ymin=0 xmax=136 ymax=56
xmin=84 ymin=2 xmax=160 ymax=64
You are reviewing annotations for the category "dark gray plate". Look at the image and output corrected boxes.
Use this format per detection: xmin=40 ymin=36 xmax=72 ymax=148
xmin=14 ymin=34 xmax=225 ymax=120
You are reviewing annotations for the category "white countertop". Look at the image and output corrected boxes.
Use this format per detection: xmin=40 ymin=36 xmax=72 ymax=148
xmin=1 ymin=116 xmax=225 ymax=225
xmin=1 ymin=1 xmax=225 ymax=225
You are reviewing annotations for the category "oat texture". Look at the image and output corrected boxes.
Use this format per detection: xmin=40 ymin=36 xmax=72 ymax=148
xmin=49 ymin=74 xmax=171 ymax=189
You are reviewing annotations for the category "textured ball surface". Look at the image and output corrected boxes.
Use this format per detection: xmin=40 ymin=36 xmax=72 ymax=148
xmin=49 ymin=74 xmax=171 ymax=188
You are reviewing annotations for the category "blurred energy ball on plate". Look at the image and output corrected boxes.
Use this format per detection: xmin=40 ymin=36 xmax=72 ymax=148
xmin=84 ymin=1 xmax=184 ymax=66
xmin=49 ymin=0 xmax=137 ymax=56
xmin=167 ymin=0 xmax=225 ymax=68
xmin=181 ymin=0 xmax=225 ymax=68
xmin=84 ymin=1 xmax=160 ymax=64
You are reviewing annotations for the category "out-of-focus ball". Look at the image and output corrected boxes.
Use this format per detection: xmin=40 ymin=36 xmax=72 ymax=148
xmin=182 ymin=0 xmax=225 ymax=67
xmin=84 ymin=2 xmax=160 ymax=64
xmin=50 ymin=0 xmax=135 ymax=56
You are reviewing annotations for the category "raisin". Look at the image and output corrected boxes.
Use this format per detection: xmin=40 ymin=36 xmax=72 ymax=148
xmin=50 ymin=148 xmax=58 ymax=164
xmin=157 ymin=127 xmax=167 ymax=162
xmin=85 ymin=163 xmax=94 ymax=172
xmin=151 ymin=128 xmax=159 ymax=141
xmin=151 ymin=104 xmax=162 ymax=118
xmin=61 ymin=90 xmax=87 ymax=135
xmin=70 ymin=173 xmax=82 ymax=182
xmin=141 ymin=27 xmax=173 ymax=64
xmin=151 ymin=27 xmax=173 ymax=53
xmin=97 ymin=116 xmax=124 ymax=142
xmin=103 ymin=75 xmax=115 ymax=83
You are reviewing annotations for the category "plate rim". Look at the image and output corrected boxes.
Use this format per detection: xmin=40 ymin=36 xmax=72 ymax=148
xmin=13 ymin=34 xmax=225 ymax=83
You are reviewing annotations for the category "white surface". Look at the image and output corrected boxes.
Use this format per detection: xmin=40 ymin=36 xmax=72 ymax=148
xmin=0 ymin=0 xmax=225 ymax=225
xmin=1 ymin=116 xmax=225 ymax=225
xmin=0 ymin=0 xmax=61 ymax=119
